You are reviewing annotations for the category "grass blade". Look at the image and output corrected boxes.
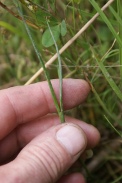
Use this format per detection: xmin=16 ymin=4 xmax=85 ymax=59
xmin=90 ymin=47 xmax=122 ymax=101
xmin=14 ymin=1 xmax=62 ymax=121
xmin=89 ymin=0 xmax=122 ymax=48
xmin=46 ymin=20 xmax=65 ymax=123
xmin=109 ymin=6 xmax=122 ymax=27
xmin=0 ymin=21 xmax=25 ymax=38
xmin=25 ymin=0 xmax=115 ymax=85
xmin=104 ymin=115 xmax=122 ymax=137
xmin=110 ymin=175 xmax=122 ymax=183
xmin=117 ymin=0 xmax=122 ymax=84
xmin=90 ymin=83 xmax=119 ymax=122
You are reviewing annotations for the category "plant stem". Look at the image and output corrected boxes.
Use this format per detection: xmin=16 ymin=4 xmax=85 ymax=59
xmin=15 ymin=3 xmax=62 ymax=122
xmin=91 ymin=47 xmax=122 ymax=101
xmin=25 ymin=0 xmax=115 ymax=85
xmin=117 ymin=0 xmax=122 ymax=86
xmin=0 ymin=2 xmax=39 ymax=29
xmin=89 ymin=0 xmax=122 ymax=48
xmin=46 ymin=20 xmax=65 ymax=123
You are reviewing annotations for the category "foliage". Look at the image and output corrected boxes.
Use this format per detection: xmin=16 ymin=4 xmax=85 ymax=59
xmin=0 ymin=0 xmax=122 ymax=182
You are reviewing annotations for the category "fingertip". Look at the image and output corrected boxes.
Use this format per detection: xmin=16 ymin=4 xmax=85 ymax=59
xmin=80 ymin=79 xmax=91 ymax=92
xmin=85 ymin=124 xmax=101 ymax=148
xmin=61 ymin=79 xmax=91 ymax=109
xmin=70 ymin=79 xmax=91 ymax=101
xmin=56 ymin=124 xmax=87 ymax=156
xmin=64 ymin=117 xmax=100 ymax=149
xmin=80 ymin=123 xmax=101 ymax=149
xmin=65 ymin=78 xmax=91 ymax=95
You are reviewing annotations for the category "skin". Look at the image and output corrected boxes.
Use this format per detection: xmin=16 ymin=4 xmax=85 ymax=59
xmin=0 ymin=79 xmax=100 ymax=183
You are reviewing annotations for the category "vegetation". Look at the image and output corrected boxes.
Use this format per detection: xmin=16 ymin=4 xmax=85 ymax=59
xmin=0 ymin=0 xmax=122 ymax=182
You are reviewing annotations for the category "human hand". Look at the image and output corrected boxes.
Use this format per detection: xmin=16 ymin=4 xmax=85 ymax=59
xmin=0 ymin=79 xmax=100 ymax=183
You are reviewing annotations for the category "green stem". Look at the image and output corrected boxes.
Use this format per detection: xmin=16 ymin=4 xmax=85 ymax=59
xmin=117 ymin=0 xmax=122 ymax=86
xmin=16 ymin=2 xmax=61 ymax=118
xmin=91 ymin=84 xmax=120 ymax=122
xmin=47 ymin=20 xmax=65 ymax=123
xmin=89 ymin=0 xmax=122 ymax=48
xmin=91 ymin=47 xmax=122 ymax=101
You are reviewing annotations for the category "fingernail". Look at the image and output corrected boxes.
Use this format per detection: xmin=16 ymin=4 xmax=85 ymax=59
xmin=56 ymin=124 xmax=87 ymax=156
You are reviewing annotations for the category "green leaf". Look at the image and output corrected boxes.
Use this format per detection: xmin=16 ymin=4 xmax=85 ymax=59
xmin=42 ymin=25 xmax=60 ymax=47
xmin=89 ymin=0 xmax=122 ymax=48
xmin=60 ymin=20 xmax=67 ymax=37
xmin=0 ymin=21 xmax=25 ymax=38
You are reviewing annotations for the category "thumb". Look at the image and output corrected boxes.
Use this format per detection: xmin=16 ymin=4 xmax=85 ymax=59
xmin=0 ymin=124 xmax=87 ymax=183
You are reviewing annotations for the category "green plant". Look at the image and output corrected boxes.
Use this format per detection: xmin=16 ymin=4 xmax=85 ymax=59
xmin=14 ymin=0 xmax=65 ymax=123
xmin=0 ymin=0 xmax=122 ymax=182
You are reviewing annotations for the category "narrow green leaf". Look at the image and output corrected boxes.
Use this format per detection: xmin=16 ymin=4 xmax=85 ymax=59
xmin=91 ymin=47 xmax=122 ymax=101
xmin=89 ymin=0 xmax=122 ymax=48
xmin=42 ymin=25 xmax=60 ymax=47
xmin=0 ymin=21 xmax=24 ymax=38
xmin=104 ymin=115 xmax=122 ymax=137
xmin=60 ymin=20 xmax=67 ymax=37
xmin=15 ymin=1 xmax=61 ymax=119
xmin=47 ymin=20 xmax=65 ymax=123
xmin=117 ymin=0 xmax=122 ymax=84
xmin=110 ymin=175 xmax=122 ymax=183
xmin=91 ymin=84 xmax=119 ymax=122
xmin=109 ymin=6 xmax=122 ymax=27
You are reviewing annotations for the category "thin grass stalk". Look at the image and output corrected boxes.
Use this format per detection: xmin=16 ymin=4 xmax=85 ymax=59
xmin=109 ymin=6 xmax=122 ymax=27
xmin=89 ymin=0 xmax=122 ymax=48
xmin=104 ymin=115 xmax=122 ymax=137
xmin=25 ymin=0 xmax=115 ymax=85
xmin=91 ymin=48 xmax=122 ymax=101
xmin=46 ymin=20 xmax=65 ymax=123
xmin=110 ymin=175 xmax=122 ymax=183
xmin=72 ymin=1 xmax=76 ymax=29
xmin=15 ymin=2 xmax=62 ymax=121
xmin=117 ymin=0 xmax=122 ymax=85
xmin=91 ymin=39 xmax=117 ymax=83
xmin=90 ymin=83 xmax=119 ymax=122
xmin=0 ymin=2 xmax=39 ymax=29
xmin=0 ymin=21 xmax=26 ymax=38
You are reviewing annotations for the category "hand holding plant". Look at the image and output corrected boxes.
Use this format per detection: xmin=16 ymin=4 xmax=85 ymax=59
xmin=0 ymin=79 xmax=100 ymax=183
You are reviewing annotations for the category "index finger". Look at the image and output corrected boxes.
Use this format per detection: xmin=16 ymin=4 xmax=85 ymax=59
xmin=0 ymin=79 xmax=90 ymax=140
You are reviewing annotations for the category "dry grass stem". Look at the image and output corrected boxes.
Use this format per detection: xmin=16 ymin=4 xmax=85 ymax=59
xmin=25 ymin=0 xmax=115 ymax=85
